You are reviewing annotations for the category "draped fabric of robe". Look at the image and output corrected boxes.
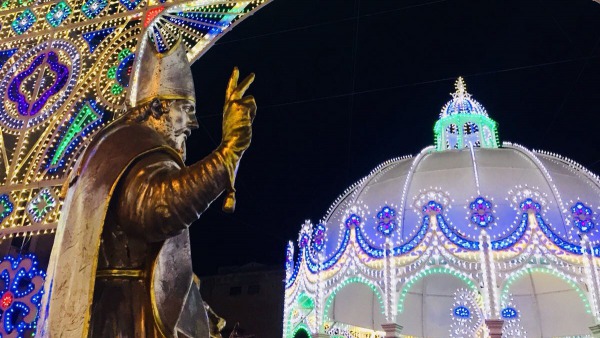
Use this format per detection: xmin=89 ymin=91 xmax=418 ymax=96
xmin=37 ymin=122 xmax=231 ymax=337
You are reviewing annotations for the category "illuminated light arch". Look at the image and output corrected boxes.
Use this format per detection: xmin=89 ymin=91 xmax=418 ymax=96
xmin=0 ymin=0 xmax=272 ymax=238
xmin=291 ymin=324 xmax=312 ymax=338
xmin=398 ymin=266 xmax=478 ymax=313
xmin=500 ymin=267 xmax=591 ymax=314
xmin=322 ymin=276 xmax=385 ymax=323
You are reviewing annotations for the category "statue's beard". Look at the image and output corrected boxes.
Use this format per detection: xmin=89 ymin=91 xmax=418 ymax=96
xmin=178 ymin=138 xmax=187 ymax=161
xmin=168 ymin=135 xmax=187 ymax=161
xmin=142 ymin=110 xmax=189 ymax=161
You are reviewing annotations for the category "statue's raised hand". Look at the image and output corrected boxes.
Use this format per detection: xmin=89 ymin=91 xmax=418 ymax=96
xmin=221 ymin=67 xmax=256 ymax=153
xmin=219 ymin=67 xmax=256 ymax=212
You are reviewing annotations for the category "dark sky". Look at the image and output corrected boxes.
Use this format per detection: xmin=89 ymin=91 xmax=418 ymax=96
xmin=186 ymin=0 xmax=600 ymax=276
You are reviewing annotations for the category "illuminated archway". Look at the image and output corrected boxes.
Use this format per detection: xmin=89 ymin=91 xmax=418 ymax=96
xmin=501 ymin=267 xmax=594 ymax=337
xmin=323 ymin=277 xmax=385 ymax=332
xmin=286 ymin=292 xmax=316 ymax=338
xmin=397 ymin=267 xmax=481 ymax=337
xmin=292 ymin=324 xmax=312 ymax=338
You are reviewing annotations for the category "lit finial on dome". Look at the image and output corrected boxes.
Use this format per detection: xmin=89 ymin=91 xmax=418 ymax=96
xmin=455 ymin=76 xmax=467 ymax=98
xmin=434 ymin=77 xmax=500 ymax=151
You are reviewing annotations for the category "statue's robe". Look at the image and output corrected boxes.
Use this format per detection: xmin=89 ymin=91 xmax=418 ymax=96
xmin=38 ymin=122 xmax=231 ymax=337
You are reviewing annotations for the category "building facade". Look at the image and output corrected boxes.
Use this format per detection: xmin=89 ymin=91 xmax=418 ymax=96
xmin=201 ymin=263 xmax=285 ymax=338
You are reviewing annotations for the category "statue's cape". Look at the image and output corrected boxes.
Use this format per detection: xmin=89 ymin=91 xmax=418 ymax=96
xmin=37 ymin=123 xmax=205 ymax=337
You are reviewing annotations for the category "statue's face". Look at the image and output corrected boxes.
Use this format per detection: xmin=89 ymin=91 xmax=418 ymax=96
xmin=154 ymin=99 xmax=199 ymax=161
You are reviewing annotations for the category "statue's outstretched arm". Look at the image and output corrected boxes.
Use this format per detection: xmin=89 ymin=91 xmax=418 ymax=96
xmin=114 ymin=148 xmax=229 ymax=241
xmin=115 ymin=68 xmax=256 ymax=242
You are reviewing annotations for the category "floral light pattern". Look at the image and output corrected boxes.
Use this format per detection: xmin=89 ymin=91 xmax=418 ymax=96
xmin=0 ymin=254 xmax=45 ymax=337
xmin=311 ymin=224 xmax=326 ymax=252
xmin=377 ymin=206 xmax=396 ymax=236
xmin=571 ymin=202 xmax=595 ymax=233
xmin=469 ymin=197 xmax=494 ymax=227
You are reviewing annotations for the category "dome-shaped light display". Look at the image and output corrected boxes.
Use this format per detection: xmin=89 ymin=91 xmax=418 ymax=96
xmin=283 ymin=78 xmax=600 ymax=338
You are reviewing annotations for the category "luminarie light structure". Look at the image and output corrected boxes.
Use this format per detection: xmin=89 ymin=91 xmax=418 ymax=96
xmin=283 ymin=78 xmax=600 ymax=338
xmin=0 ymin=0 xmax=270 ymax=335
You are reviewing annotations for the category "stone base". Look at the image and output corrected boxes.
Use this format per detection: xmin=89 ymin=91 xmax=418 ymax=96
xmin=485 ymin=319 xmax=504 ymax=338
xmin=590 ymin=324 xmax=600 ymax=337
xmin=313 ymin=334 xmax=330 ymax=338
xmin=381 ymin=323 xmax=403 ymax=338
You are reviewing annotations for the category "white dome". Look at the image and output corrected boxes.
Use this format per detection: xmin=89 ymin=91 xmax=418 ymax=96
xmin=311 ymin=143 xmax=600 ymax=261
xmin=285 ymin=78 xmax=600 ymax=338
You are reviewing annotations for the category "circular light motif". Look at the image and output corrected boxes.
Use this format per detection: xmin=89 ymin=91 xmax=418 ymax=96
xmin=311 ymin=224 xmax=326 ymax=252
xmin=27 ymin=189 xmax=57 ymax=223
xmin=0 ymin=291 xmax=13 ymax=310
xmin=0 ymin=254 xmax=45 ymax=337
xmin=377 ymin=206 xmax=396 ymax=236
xmin=0 ymin=40 xmax=80 ymax=131
xmin=469 ymin=197 xmax=494 ymax=227
xmin=453 ymin=305 xmax=470 ymax=318
xmin=571 ymin=202 xmax=595 ymax=233
xmin=501 ymin=307 xmax=518 ymax=319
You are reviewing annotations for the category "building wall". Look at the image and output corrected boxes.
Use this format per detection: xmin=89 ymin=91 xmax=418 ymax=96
xmin=201 ymin=264 xmax=285 ymax=337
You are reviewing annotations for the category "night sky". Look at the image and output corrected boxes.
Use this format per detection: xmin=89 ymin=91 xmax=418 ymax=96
xmin=186 ymin=0 xmax=600 ymax=276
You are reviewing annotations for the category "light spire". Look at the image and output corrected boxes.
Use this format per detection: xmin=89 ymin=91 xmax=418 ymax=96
xmin=455 ymin=76 xmax=467 ymax=98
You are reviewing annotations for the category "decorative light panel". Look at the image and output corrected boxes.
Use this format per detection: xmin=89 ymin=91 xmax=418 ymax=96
xmin=0 ymin=0 xmax=270 ymax=239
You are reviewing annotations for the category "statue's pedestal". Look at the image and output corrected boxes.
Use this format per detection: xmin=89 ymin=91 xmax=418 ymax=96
xmin=313 ymin=334 xmax=330 ymax=338
xmin=590 ymin=324 xmax=600 ymax=337
xmin=485 ymin=319 xmax=504 ymax=338
xmin=381 ymin=323 xmax=403 ymax=338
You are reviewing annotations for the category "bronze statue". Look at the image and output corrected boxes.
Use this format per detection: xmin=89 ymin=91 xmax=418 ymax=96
xmin=37 ymin=39 xmax=256 ymax=337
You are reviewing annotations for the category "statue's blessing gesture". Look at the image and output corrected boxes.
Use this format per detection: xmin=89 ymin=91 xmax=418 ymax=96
xmin=37 ymin=40 xmax=257 ymax=338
